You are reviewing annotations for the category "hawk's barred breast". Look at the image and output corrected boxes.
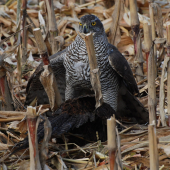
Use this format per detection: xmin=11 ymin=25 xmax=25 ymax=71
xmin=63 ymin=34 xmax=120 ymax=111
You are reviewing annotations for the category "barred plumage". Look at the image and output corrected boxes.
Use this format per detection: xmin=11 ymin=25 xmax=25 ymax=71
xmin=50 ymin=25 xmax=120 ymax=111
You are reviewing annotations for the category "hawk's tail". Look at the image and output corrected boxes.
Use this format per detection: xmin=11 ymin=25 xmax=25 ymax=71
xmin=117 ymin=86 xmax=149 ymax=124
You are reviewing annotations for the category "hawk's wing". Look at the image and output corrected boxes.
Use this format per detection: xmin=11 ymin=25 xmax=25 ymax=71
xmin=25 ymin=49 xmax=66 ymax=106
xmin=108 ymin=44 xmax=149 ymax=123
xmin=108 ymin=44 xmax=139 ymax=95
xmin=50 ymin=50 xmax=66 ymax=101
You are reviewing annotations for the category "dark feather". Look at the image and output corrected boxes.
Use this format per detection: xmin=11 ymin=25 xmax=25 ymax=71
xmin=108 ymin=44 xmax=148 ymax=123
xmin=11 ymin=95 xmax=114 ymax=155
xmin=25 ymin=62 xmax=49 ymax=105
xmin=25 ymin=49 xmax=66 ymax=106
xmin=108 ymin=44 xmax=139 ymax=95
xmin=117 ymin=82 xmax=149 ymax=123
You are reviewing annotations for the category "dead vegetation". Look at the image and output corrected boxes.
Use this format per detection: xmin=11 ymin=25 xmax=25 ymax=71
xmin=0 ymin=0 xmax=170 ymax=169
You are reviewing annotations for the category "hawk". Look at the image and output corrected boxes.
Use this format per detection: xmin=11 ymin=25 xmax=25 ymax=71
xmin=26 ymin=14 xmax=148 ymax=123
xmin=9 ymin=15 xmax=148 ymax=156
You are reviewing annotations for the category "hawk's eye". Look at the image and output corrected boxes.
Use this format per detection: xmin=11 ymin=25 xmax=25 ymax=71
xmin=79 ymin=22 xmax=82 ymax=26
xmin=91 ymin=22 xmax=96 ymax=26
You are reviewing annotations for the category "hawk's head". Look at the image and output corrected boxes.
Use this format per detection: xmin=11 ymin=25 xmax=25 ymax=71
xmin=79 ymin=15 xmax=104 ymax=34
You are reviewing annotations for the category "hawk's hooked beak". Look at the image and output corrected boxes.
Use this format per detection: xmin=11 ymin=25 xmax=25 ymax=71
xmin=83 ymin=24 xmax=90 ymax=34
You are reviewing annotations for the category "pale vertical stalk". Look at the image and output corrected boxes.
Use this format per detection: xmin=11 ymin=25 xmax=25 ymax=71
xmin=159 ymin=55 xmax=169 ymax=126
xmin=84 ymin=33 xmax=103 ymax=108
xmin=27 ymin=106 xmax=42 ymax=170
xmin=149 ymin=3 xmax=157 ymax=78
xmin=148 ymin=45 xmax=157 ymax=124
xmin=107 ymin=115 xmax=117 ymax=170
xmin=130 ymin=0 xmax=144 ymax=82
xmin=109 ymin=0 xmax=122 ymax=46
xmin=159 ymin=24 xmax=170 ymax=127
xmin=167 ymin=24 xmax=170 ymax=126
xmin=33 ymin=28 xmax=49 ymax=64
xmin=147 ymin=16 xmax=158 ymax=167
xmin=130 ymin=0 xmax=139 ymax=55
xmin=44 ymin=0 xmax=59 ymax=54
xmin=143 ymin=23 xmax=152 ymax=74
xmin=167 ymin=61 xmax=170 ymax=126
xmin=148 ymin=43 xmax=159 ymax=170
xmin=148 ymin=124 xmax=159 ymax=170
